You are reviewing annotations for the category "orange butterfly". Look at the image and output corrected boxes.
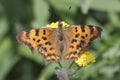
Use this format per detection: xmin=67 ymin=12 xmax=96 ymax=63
xmin=16 ymin=21 xmax=102 ymax=63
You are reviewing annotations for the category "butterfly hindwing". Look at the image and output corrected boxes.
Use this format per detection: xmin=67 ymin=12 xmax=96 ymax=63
xmin=63 ymin=25 xmax=102 ymax=60
xmin=16 ymin=28 xmax=60 ymax=62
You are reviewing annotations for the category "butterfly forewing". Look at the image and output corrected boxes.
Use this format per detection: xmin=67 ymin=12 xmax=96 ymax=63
xmin=16 ymin=28 xmax=61 ymax=63
xmin=63 ymin=25 xmax=102 ymax=60
xmin=16 ymin=22 xmax=102 ymax=63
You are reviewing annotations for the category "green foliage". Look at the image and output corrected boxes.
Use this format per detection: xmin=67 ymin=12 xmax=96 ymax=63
xmin=0 ymin=0 xmax=120 ymax=80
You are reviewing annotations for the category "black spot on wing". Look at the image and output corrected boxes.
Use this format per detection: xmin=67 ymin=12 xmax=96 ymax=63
xmin=45 ymin=41 xmax=52 ymax=45
xmin=43 ymin=29 xmax=46 ymax=35
xmin=42 ymin=47 xmax=47 ymax=52
xmin=75 ymin=27 xmax=78 ymax=32
xmin=85 ymin=34 xmax=88 ymax=37
xmin=42 ymin=36 xmax=47 ymax=40
xmin=49 ymin=47 xmax=54 ymax=50
xmin=35 ymin=29 xmax=39 ymax=36
xmin=76 ymin=44 xmax=82 ymax=49
xmin=71 ymin=39 xmax=77 ymax=43
xmin=70 ymin=45 xmax=74 ymax=48
xmin=47 ymin=54 xmax=51 ymax=57
xmin=37 ymin=39 xmax=40 ymax=43
xmin=38 ymin=44 xmax=42 ymax=47
xmin=88 ymin=25 xmax=94 ymax=34
xmin=75 ymin=34 xmax=80 ymax=38
xmin=81 ymin=36 xmax=85 ymax=39
xmin=80 ymin=40 xmax=85 ymax=47
xmin=76 ymin=40 xmax=85 ymax=49
xmin=33 ymin=38 xmax=36 ymax=41
xmin=81 ymin=25 xmax=85 ymax=32
xmin=51 ymin=58 xmax=56 ymax=61
xmin=73 ymin=51 xmax=77 ymax=55
xmin=80 ymin=40 xmax=85 ymax=44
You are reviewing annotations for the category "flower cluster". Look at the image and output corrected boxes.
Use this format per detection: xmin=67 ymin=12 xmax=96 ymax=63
xmin=46 ymin=21 xmax=69 ymax=28
xmin=75 ymin=51 xmax=96 ymax=67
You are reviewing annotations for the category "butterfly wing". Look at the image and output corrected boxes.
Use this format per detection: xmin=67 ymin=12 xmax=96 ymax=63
xmin=16 ymin=28 xmax=60 ymax=63
xmin=63 ymin=25 xmax=102 ymax=60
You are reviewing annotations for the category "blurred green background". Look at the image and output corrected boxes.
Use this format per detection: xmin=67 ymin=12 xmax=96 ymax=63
xmin=0 ymin=0 xmax=120 ymax=80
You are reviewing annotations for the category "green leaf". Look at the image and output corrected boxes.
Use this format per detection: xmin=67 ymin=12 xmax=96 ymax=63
xmin=18 ymin=45 xmax=45 ymax=65
xmin=37 ymin=63 xmax=58 ymax=80
xmin=80 ymin=0 xmax=94 ymax=14
xmin=0 ymin=38 xmax=20 ymax=80
xmin=0 ymin=4 xmax=8 ymax=41
xmin=32 ymin=0 xmax=49 ymax=28
xmin=90 ymin=0 xmax=120 ymax=12
xmin=108 ymin=13 xmax=120 ymax=27
xmin=99 ymin=65 xmax=119 ymax=78
xmin=103 ymin=42 xmax=120 ymax=58
xmin=48 ymin=0 xmax=80 ymax=23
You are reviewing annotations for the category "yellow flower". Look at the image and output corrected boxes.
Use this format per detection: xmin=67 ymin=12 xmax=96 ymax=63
xmin=75 ymin=51 xmax=96 ymax=67
xmin=46 ymin=21 xmax=69 ymax=28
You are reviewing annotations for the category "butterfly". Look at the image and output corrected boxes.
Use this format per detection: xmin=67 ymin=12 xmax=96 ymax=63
xmin=16 ymin=21 xmax=102 ymax=63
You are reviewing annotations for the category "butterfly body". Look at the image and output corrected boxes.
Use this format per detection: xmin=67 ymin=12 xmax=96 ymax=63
xmin=16 ymin=21 xmax=102 ymax=63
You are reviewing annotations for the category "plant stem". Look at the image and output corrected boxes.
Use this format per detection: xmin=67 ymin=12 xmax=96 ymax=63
xmin=55 ymin=69 xmax=69 ymax=80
